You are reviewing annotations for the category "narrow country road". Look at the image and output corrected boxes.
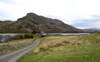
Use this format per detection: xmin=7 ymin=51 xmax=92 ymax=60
xmin=0 ymin=39 xmax=40 ymax=62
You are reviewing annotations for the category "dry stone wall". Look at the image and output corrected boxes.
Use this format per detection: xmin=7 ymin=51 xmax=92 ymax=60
xmin=0 ymin=39 xmax=35 ymax=55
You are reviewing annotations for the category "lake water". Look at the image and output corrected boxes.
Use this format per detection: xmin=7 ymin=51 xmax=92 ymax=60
xmin=47 ymin=33 xmax=90 ymax=35
xmin=0 ymin=33 xmax=23 ymax=36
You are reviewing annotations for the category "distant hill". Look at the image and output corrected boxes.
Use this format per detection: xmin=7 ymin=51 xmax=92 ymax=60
xmin=0 ymin=20 xmax=14 ymax=26
xmin=0 ymin=13 xmax=83 ymax=33
xmin=83 ymin=28 xmax=100 ymax=33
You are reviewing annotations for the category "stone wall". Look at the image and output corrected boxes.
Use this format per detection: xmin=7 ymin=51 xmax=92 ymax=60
xmin=0 ymin=39 xmax=35 ymax=55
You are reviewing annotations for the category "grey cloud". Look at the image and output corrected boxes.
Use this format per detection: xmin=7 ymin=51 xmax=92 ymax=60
xmin=91 ymin=15 xmax=100 ymax=18
xmin=71 ymin=15 xmax=100 ymax=29
xmin=79 ymin=19 xmax=100 ymax=22
xmin=72 ymin=21 xmax=96 ymax=27
xmin=76 ymin=15 xmax=100 ymax=22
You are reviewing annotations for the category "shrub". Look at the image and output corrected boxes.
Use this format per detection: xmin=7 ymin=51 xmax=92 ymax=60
xmin=21 ymin=34 xmax=34 ymax=39
xmin=11 ymin=34 xmax=34 ymax=41
xmin=11 ymin=35 xmax=22 ymax=40
xmin=32 ymin=30 xmax=39 ymax=34
xmin=21 ymin=35 xmax=25 ymax=39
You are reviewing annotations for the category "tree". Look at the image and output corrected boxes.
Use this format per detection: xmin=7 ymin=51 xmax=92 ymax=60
xmin=32 ymin=30 xmax=38 ymax=34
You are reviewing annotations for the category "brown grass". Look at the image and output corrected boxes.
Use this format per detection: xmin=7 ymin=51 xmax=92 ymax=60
xmin=33 ymin=36 xmax=86 ymax=54
xmin=63 ymin=40 xmax=70 ymax=43
xmin=40 ymin=43 xmax=49 ymax=50
xmin=33 ymin=48 xmax=39 ymax=54
xmin=48 ymin=42 xmax=56 ymax=47
xmin=55 ymin=42 xmax=63 ymax=46
xmin=33 ymin=39 xmax=84 ymax=54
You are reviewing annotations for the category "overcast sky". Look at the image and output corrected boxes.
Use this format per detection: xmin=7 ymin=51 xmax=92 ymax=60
xmin=0 ymin=0 xmax=100 ymax=29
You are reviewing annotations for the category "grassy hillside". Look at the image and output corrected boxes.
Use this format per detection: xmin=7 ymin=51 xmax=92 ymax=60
xmin=0 ymin=21 xmax=17 ymax=33
xmin=0 ymin=21 xmax=14 ymax=26
xmin=17 ymin=33 xmax=100 ymax=62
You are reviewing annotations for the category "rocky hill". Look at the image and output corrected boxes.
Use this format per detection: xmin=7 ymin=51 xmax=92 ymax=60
xmin=0 ymin=13 xmax=83 ymax=33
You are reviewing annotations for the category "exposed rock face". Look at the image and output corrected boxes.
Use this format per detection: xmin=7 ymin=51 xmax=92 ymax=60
xmin=11 ymin=13 xmax=82 ymax=33
xmin=0 ymin=13 xmax=83 ymax=33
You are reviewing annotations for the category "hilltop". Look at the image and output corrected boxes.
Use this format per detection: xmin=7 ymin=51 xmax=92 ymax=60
xmin=0 ymin=13 xmax=83 ymax=33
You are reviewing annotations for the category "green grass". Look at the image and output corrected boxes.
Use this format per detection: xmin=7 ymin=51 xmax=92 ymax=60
xmin=33 ymin=35 xmax=41 ymax=38
xmin=17 ymin=33 xmax=100 ymax=62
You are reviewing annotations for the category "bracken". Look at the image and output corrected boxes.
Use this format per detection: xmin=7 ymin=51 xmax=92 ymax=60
xmin=33 ymin=48 xmax=39 ymax=54
xmin=40 ymin=43 xmax=48 ymax=50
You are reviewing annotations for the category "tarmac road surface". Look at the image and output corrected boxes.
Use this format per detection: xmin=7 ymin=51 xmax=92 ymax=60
xmin=0 ymin=39 xmax=40 ymax=62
